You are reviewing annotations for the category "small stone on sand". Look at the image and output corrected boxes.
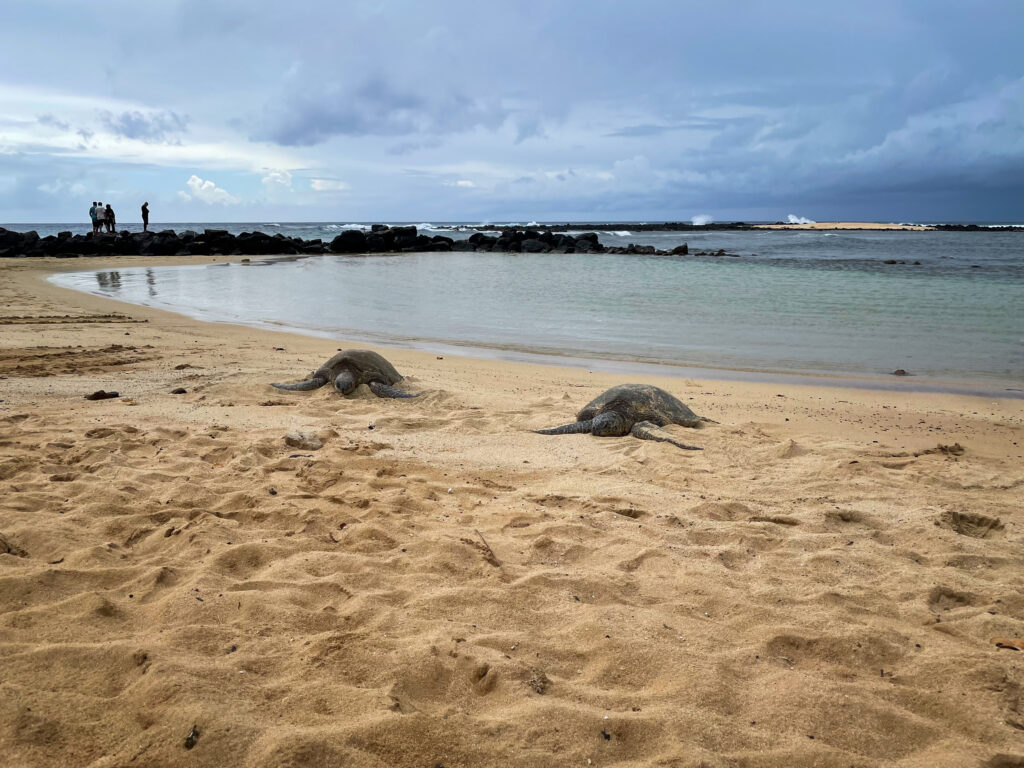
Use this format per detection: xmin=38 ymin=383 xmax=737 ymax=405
xmin=284 ymin=431 xmax=322 ymax=450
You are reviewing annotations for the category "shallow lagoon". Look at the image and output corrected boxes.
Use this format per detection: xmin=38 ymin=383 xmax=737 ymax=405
xmin=51 ymin=230 xmax=1024 ymax=393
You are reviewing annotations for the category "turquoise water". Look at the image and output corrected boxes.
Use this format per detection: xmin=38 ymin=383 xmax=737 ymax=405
xmin=49 ymin=231 xmax=1024 ymax=391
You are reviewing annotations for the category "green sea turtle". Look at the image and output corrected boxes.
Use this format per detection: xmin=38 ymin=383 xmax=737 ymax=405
xmin=271 ymin=349 xmax=420 ymax=398
xmin=536 ymin=384 xmax=709 ymax=450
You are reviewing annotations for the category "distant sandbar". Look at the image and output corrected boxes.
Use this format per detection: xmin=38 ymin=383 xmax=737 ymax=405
xmin=755 ymin=221 xmax=934 ymax=231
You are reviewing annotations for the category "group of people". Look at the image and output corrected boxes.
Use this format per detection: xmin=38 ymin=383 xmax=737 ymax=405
xmin=88 ymin=201 xmax=150 ymax=234
xmin=89 ymin=202 xmax=116 ymax=234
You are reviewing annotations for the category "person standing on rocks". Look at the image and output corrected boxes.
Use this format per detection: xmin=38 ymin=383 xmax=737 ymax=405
xmin=89 ymin=202 xmax=98 ymax=233
xmin=105 ymin=204 xmax=116 ymax=233
xmin=95 ymin=202 xmax=106 ymax=234
xmin=141 ymin=202 xmax=149 ymax=232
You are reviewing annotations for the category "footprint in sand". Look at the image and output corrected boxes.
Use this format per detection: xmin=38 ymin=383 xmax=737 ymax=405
xmin=927 ymin=586 xmax=981 ymax=612
xmin=688 ymin=500 xmax=754 ymax=521
xmin=936 ymin=509 xmax=1005 ymax=538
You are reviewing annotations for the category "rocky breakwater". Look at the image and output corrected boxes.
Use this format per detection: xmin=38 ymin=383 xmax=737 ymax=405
xmin=328 ymin=225 xmax=698 ymax=255
xmin=0 ymin=225 xmax=724 ymax=258
xmin=0 ymin=228 xmax=321 ymax=259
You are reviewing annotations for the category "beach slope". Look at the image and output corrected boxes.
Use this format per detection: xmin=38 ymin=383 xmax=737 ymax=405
xmin=1 ymin=256 xmax=1022 ymax=767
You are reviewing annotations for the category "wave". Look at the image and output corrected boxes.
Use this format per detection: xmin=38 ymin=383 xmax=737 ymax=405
xmin=691 ymin=214 xmax=714 ymax=226
xmin=787 ymin=214 xmax=817 ymax=224
xmin=558 ymin=229 xmax=630 ymax=237
xmin=423 ymin=223 xmax=488 ymax=233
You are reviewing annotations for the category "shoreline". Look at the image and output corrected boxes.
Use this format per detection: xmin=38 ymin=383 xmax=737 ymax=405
xmin=46 ymin=255 xmax=1023 ymax=400
xmin=7 ymin=220 xmax=1024 ymax=235
xmin=2 ymin=255 xmax=1023 ymax=766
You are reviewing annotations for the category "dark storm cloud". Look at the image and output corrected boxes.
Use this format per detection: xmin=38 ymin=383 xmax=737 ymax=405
xmin=606 ymin=119 xmax=733 ymax=138
xmin=386 ymin=138 xmax=445 ymax=156
xmin=254 ymin=77 xmax=508 ymax=146
xmin=100 ymin=110 xmax=190 ymax=143
xmin=37 ymin=114 xmax=70 ymax=131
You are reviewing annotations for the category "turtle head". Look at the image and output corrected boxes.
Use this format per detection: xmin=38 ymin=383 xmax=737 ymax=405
xmin=333 ymin=369 xmax=357 ymax=395
xmin=591 ymin=411 xmax=629 ymax=437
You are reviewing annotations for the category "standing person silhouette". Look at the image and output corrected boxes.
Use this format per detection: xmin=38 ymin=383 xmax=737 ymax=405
xmin=141 ymin=202 xmax=149 ymax=232
xmin=105 ymin=204 xmax=116 ymax=233
xmin=95 ymin=202 xmax=106 ymax=234
xmin=89 ymin=202 xmax=98 ymax=233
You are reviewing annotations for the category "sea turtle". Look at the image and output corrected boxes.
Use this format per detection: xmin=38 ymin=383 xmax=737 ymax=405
xmin=271 ymin=349 xmax=420 ymax=398
xmin=535 ymin=384 xmax=709 ymax=450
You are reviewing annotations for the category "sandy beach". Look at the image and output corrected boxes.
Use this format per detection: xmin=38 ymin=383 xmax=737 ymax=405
xmin=1 ymin=254 xmax=1022 ymax=767
xmin=754 ymin=222 xmax=935 ymax=231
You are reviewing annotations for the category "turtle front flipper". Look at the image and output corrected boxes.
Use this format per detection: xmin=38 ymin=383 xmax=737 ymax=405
xmin=271 ymin=376 xmax=328 ymax=391
xmin=535 ymin=419 xmax=594 ymax=435
xmin=367 ymin=381 xmax=421 ymax=398
xmin=630 ymin=421 xmax=703 ymax=450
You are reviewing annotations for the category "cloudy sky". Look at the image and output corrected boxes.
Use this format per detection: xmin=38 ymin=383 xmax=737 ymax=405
xmin=2 ymin=0 xmax=1022 ymax=224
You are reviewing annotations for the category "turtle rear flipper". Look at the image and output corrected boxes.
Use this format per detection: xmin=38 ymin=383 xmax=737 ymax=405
xmin=368 ymin=381 xmax=421 ymax=399
xmin=630 ymin=421 xmax=702 ymax=450
xmin=535 ymin=419 xmax=593 ymax=435
xmin=271 ymin=376 xmax=328 ymax=391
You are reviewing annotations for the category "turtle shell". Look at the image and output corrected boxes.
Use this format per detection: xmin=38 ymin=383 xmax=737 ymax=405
xmin=577 ymin=384 xmax=701 ymax=428
xmin=313 ymin=349 xmax=404 ymax=386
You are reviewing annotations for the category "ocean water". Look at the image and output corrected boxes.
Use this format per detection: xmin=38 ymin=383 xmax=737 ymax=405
xmin=8 ymin=219 xmax=1023 ymax=243
xmin=47 ymin=228 xmax=1024 ymax=393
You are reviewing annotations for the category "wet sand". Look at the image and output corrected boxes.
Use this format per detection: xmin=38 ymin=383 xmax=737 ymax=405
xmin=1 ymin=255 xmax=1022 ymax=767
